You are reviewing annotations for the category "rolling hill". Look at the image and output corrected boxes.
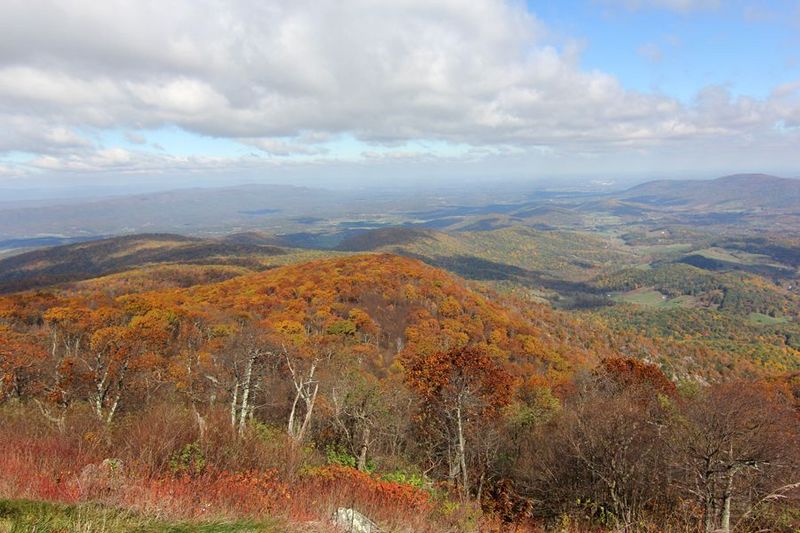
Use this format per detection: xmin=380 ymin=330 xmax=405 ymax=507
xmin=334 ymin=225 xmax=634 ymax=297
xmin=0 ymin=233 xmax=286 ymax=293
xmin=335 ymin=227 xmax=438 ymax=251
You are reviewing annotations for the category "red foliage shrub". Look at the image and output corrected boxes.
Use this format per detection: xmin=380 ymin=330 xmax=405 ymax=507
xmin=305 ymin=464 xmax=432 ymax=511
xmin=125 ymin=469 xmax=290 ymax=519
xmin=0 ymin=405 xmax=439 ymax=528
xmin=0 ymin=435 xmax=83 ymax=503
xmin=598 ymin=356 xmax=677 ymax=397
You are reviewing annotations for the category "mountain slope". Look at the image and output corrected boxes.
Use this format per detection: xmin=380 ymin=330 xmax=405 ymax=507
xmin=13 ymin=253 xmax=602 ymax=382
xmin=184 ymin=254 xmax=795 ymax=380
xmin=2 ymin=250 xmax=795 ymax=391
xmin=620 ymin=174 xmax=800 ymax=210
xmin=336 ymin=227 xmax=437 ymax=251
xmin=334 ymin=225 xmax=633 ymax=289
xmin=0 ymin=233 xmax=286 ymax=293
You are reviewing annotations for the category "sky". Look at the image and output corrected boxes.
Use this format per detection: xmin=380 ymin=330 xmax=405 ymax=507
xmin=0 ymin=0 xmax=799 ymax=191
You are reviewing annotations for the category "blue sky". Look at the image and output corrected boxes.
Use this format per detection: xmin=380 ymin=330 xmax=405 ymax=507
xmin=534 ymin=0 xmax=800 ymax=100
xmin=0 ymin=0 xmax=798 ymax=190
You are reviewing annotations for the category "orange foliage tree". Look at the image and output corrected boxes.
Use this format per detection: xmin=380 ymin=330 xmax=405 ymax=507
xmin=404 ymin=344 xmax=514 ymax=496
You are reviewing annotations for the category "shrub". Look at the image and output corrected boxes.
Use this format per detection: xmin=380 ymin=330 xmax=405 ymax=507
xmin=169 ymin=442 xmax=206 ymax=477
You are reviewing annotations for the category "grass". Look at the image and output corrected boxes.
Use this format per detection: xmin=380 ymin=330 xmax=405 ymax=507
xmin=631 ymin=243 xmax=694 ymax=258
xmin=747 ymin=312 xmax=790 ymax=325
xmin=0 ymin=500 xmax=285 ymax=533
xmin=693 ymin=246 xmax=783 ymax=268
xmin=0 ymin=399 xmax=448 ymax=532
xmin=692 ymin=247 xmax=747 ymax=264
xmin=614 ymin=288 xmax=697 ymax=309
xmin=615 ymin=288 xmax=668 ymax=306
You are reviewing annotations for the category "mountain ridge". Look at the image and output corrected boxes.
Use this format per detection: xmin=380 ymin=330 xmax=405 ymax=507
xmin=619 ymin=173 xmax=800 ymax=209
xmin=0 ymin=233 xmax=286 ymax=293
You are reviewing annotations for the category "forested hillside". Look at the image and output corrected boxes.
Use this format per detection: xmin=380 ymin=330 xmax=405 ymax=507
xmin=1 ymin=253 xmax=798 ymax=531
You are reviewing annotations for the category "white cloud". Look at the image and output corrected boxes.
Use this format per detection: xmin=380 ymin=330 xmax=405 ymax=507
xmin=0 ymin=0 xmax=796 ymax=179
xmin=27 ymin=148 xmax=256 ymax=174
xmin=0 ymin=115 xmax=92 ymax=154
xmin=0 ymin=163 xmax=21 ymax=177
xmin=241 ymin=138 xmax=327 ymax=156
xmin=125 ymin=132 xmax=147 ymax=145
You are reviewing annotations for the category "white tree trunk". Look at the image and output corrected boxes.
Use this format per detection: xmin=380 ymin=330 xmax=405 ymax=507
xmin=456 ymin=402 xmax=468 ymax=496
xmin=721 ymin=468 xmax=734 ymax=533
xmin=237 ymin=351 xmax=256 ymax=435
xmin=357 ymin=426 xmax=370 ymax=471
xmin=297 ymin=381 xmax=318 ymax=442
xmin=106 ymin=393 xmax=121 ymax=424
xmin=287 ymin=386 xmax=301 ymax=438
xmin=230 ymin=382 xmax=239 ymax=429
xmin=286 ymin=356 xmax=319 ymax=442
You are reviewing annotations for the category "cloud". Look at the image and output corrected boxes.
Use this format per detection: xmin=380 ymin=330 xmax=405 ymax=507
xmin=0 ymin=115 xmax=92 ymax=154
xmin=0 ymin=163 xmax=21 ymax=177
xmin=27 ymin=148 xmax=266 ymax=175
xmin=241 ymin=138 xmax=328 ymax=156
xmin=0 ymin=0 xmax=797 ymax=179
xmin=601 ymin=0 xmax=720 ymax=12
xmin=125 ymin=132 xmax=147 ymax=145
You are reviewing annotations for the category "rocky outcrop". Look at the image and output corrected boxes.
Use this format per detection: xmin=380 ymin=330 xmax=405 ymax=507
xmin=332 ymin=507 xmax=380 ymax=532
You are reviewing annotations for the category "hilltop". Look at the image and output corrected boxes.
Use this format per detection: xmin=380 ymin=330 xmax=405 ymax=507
xmin=336 ymin=227 xmax=438 ymax=251
xmin=175 ymin=253 xmax=608 ymax=379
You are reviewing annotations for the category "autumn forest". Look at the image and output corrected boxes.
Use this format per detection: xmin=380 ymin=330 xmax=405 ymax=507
xmin=1 ymin=242 xmax=799 ymax=531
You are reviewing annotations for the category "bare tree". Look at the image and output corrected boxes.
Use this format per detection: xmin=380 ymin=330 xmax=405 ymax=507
xmin=508 ymin=362 xmax=677 ymax=529
xmin=219 ymin=325 xmax=275 ymax=435
xmin=284 ymin=338 xmax=336 ymax=443
xmin=673 ymin=382 xmax=800 ymax=533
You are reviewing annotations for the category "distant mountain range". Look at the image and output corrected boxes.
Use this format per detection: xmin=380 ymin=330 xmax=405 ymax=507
xmin=0 ymin=184 xmax=346 ymax=240
xmin=619 ymin=174 xmax=800 ymax=210
xmin=0 ymin=174 xmax=798 ymax=242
